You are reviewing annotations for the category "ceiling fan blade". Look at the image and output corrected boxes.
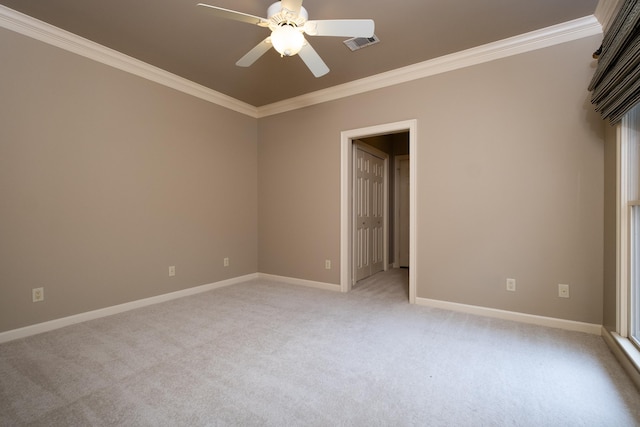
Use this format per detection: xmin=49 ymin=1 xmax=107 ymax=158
xmin=281 ymin=0 xmax=303 ymax=16
xmin=298 ymin=42 xmax=329 ymax=78
xmin=304 ymin=19 xmax=374 ymax=38
xmin=197 ymin=3 xmax=269 ymax=26
xmin=236 ymin=37 xmax=273 ymax=67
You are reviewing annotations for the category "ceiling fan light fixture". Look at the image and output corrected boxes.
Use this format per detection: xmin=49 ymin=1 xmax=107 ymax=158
xmin=197 ymin=1 xmax=373 ymax=77
xmin=271 ymin=24 xmax=305 ymax=56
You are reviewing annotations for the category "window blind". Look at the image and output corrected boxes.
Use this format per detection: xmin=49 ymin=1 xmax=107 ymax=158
xmin=589 ymin=0 xmax=640 ymax=124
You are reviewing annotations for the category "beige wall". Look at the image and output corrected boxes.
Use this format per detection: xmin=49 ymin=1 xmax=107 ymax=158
xmin=0 ymin=24 xmax=607 ymax=332
xmin=0 ymin=28 xmax=258 ymax=332
xmin=258 ymin=35 xmax=605 ymax=324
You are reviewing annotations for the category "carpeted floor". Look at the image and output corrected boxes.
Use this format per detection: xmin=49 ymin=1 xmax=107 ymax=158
xmin=1 ymin=269 xmax=639 ymax=426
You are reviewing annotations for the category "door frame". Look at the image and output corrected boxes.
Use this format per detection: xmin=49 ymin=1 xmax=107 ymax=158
xmin=395 ymin=154 xmax=410 ymax=269
xmin=340 ymin=119 xmax=417 ymax=303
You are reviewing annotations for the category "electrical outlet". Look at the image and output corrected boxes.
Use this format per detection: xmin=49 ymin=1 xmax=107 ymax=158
xmin=558 ymin=284 xmax=570 ymax=298
xmin=223 ymin=257 xmax=229 ymax=267
xmin=168 ymin=266 xmax=176 ymax=277
xmin=325 ymin=259 xmax=331 ymax=269
xmin=32 ymin=287 xmax=44 ymax=302
xmin=506 ymin=278 xmax=516 ymax=292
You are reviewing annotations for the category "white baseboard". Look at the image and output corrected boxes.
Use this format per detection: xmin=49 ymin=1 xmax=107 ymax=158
xmin=601 ymin=327 xmax=640 ymax=390
xmin=1 ymin=275 xmax=601 ymax=343
xmin=258 ymin=273 xmax=341 ymax=292
xmin=416 ymin=297 xmax=602 ymax=335
xmin=0 ymin=274 xmax=258 ymax=344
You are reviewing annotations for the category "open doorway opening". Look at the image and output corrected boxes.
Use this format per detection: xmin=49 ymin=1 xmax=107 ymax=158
xmin=340 ymin=120 xmax=417 ymax=303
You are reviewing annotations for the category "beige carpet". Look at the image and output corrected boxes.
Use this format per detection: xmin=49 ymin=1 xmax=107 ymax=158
xmin=1 ymin=269 xmax=639 ymax=426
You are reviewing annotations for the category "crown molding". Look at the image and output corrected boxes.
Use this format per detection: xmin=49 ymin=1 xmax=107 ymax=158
xmin=0 ymin=4 xmax=601 ymax=120
xmin=594 ymin=0 xmax=624 ymax=32
xmin=256 ymin=15 xmax=602 ymax=117
xmin=0 ymin=5 xmax=259 ymax=118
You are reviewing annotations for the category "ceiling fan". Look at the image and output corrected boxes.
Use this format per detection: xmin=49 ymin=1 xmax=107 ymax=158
xmin=197 ymin=0 xmax=375 ymax=77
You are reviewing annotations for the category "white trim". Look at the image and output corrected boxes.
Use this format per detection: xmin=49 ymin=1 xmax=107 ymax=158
xmin=618 ymin=122 xmax=629 ymax=336
xmin=0 ymin=274 xmax=259 ymax=344
xmin=341 ymin=134 xmax=352 ymax=292
xmin=602 ymin=328 xmax=640 ymax=389
xmin=595 ymin=0 xmax=624 ymax=32
xmin=257 ymin=273 xmax=341 ymax=292
xmin=409 ymin=127 xmax=417 ymax=305
xmin=416 ymin=297 xmax=602 ymax=335
xmin=618 ymin=106 xmax=640 ymax=339
xmin=0 ymin=4 xmax=600 ymax=119
xmin=256 ymin=16 xmax=601 ymax=117
xmin=341 ymin=120 xmax=417 ymax=303
xmin=0 ymin=5 xmax=258 ymax=118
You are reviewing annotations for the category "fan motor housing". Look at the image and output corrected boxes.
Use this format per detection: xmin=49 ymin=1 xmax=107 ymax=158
xmin=267 ymin=1 xmax=308 ymax=27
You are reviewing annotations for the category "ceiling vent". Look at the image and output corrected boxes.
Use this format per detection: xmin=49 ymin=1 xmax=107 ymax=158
xmin=344 ymin=35 xmax=380 ymax=51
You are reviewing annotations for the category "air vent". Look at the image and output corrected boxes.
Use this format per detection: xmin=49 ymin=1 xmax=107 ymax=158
xmin=344 ymin=35 xmax=380 ymax=51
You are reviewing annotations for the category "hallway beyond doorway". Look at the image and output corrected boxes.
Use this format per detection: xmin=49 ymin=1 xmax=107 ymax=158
xmin=352 ymin=268 xmax=409 ymax=301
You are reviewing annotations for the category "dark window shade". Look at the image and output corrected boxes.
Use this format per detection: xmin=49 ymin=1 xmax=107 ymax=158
xmin=589 ymin=0 xmax=640 ymax=124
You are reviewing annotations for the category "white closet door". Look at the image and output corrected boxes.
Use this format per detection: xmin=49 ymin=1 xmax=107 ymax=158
xmin=355 ymin=147 xmax=385 ymax=281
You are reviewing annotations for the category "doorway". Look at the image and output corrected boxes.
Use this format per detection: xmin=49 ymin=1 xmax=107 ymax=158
xmin=340 ymin=120 xmax=417 ymax=303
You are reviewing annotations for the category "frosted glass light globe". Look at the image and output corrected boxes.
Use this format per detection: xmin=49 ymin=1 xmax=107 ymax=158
xmin=271 ymin=25 xmax=304 ymax=56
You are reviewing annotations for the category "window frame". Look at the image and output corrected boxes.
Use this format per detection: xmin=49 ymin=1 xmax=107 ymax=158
xmin=618 ymin=104 xmax=640 ymax=343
